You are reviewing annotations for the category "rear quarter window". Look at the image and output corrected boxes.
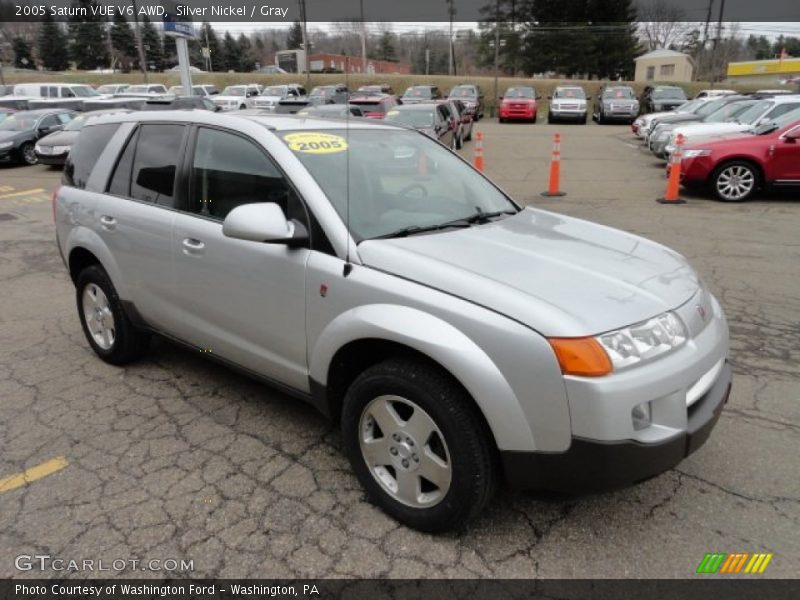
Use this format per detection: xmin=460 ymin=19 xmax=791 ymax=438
xmin=63 ymin=123 xmax=121 ymax=190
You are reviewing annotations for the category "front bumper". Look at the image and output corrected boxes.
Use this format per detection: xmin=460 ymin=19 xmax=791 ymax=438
xmin=502 ymin=361 xmax=732 ymax=492
xmin=549 ymin=110 xmax=587 ymax=121
xmin=35 ymin=151 xmax=68 ymax=165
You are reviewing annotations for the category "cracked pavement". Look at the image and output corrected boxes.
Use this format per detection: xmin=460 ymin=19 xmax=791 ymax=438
xmin=0 ymin=121 xmax=798 ymax=579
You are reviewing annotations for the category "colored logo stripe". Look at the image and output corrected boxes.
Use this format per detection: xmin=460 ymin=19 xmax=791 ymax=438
xmin=696 ymin=552 xmax=773 ymax=574
xmin=744 ymin=553 xmax=773 ymax=574
xmin=697 ymin=553 xmax=726 ymax=574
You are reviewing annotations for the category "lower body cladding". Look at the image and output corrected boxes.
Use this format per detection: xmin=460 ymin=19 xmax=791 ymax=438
xmin=600 ymin=112 xmax=638 ymax=124
xmin=35 ymin=152 xmax=68 ymax=166
xmin=504 ymin=291 xmax=730 ymax=492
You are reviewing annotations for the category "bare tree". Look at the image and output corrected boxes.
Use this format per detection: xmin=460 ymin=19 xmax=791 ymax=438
xmin=637 ymin=0 xmax=691 ymax=51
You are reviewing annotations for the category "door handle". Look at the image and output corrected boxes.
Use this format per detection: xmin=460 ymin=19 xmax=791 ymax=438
xmin=99 ymin=215 xmax=116 ymax=230
xmin=182 ymin=238 xmax=205 ymax=253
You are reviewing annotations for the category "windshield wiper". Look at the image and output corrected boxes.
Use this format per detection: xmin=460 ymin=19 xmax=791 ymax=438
xmin=369 ymin=208 xmax=518 ymax=240
xmin=438 ymin=208 xmax=518 ymax=228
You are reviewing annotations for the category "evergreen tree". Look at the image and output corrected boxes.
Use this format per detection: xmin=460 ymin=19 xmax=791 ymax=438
xmin=12 ymin=37 xmax=34 ymax=69
xmin=237 ymin=33 xmax=255 ymax=72
xmin=286 ymin=21 xmax=303 ymax=50
xmin=110 ymin=12 xmax=136 ymax=71
xmin=39 ymin=12 xmax=70 ymax=71
xmin=377 ymin=31 xmax=397 ymax=62
xmin=68 ymin=0 xmax=110 ymax=70
xmin=140 ymin=16 xmax=164 ymax=71
xmin=162 ymin=34 xmax=178 ymax=69
xmin=222 ymin=31 xmax=238 ymax=72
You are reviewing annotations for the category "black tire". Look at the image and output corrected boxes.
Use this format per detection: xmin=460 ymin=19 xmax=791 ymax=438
xmin=465 ymin=128 xmax=472 ymax=141
xmin=341 ymin=358 xmax=497 ymax=533
xmin=20 ymin=142 xmax=37 ymax=165
xmin=711 ymin=160 xmax=760 ymax=202
xmin=76 ymin=265 xmax=150 ymax=365
xmin=597 ymin=112 xmax=605 ymax=125
xmin=455 ymin=132 xmax=463 ymax=150
xmin=498 ymin=117 xmax=505 ymax=123
xmin=547 ymin=114 xmax=553 ymax=124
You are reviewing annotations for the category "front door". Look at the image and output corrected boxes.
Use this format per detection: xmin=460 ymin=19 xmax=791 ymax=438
xmin=770 ymin=126 xmax=800 ymax=182
xmin=171 ymin=126 xmax=310 ymax=390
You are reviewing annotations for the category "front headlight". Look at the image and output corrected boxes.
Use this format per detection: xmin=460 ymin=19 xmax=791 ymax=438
xmin=0 ymin=141 xmax=12 ymax=150
xmin=683 ymin=149 xmax=711 ymax=158
xmin=52 ymin=145 xmax=70 ymax=154
xmin=597 ymin=312 xmax=687 ymax=370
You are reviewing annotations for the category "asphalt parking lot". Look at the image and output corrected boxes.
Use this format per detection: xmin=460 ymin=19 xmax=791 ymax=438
xmin=1 ymin=119 xmax=798 ymax=579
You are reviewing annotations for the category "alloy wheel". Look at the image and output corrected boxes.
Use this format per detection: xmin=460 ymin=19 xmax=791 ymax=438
xmin=82 ymin=283 xmax=116 ymax=350
xmin=359 ymin=395 xmax=452 ymax=508
xmin=716 ymin=165 xmax=755 ymax=201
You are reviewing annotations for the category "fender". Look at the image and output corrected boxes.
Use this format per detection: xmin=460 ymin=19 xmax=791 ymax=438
xmin=65 ymin=226 xmax=129 ymax=300
xmin=310 ymin=304 xmax=539 ymax=452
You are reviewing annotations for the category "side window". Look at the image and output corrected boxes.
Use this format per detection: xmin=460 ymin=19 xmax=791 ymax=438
xmin=63 ymin=87 xmax=76 ymax=98
xmin=57 ymin=113 xmax=72 ymax=124
xmin=187 ymin=127 xmax=305 ymax=224
xmin=767 ymin=103 xmax=800 ymax=119
xmin=63 ymin=123 xmax=121 ymax=190
xmin=39 ymin=115 xmax=59 ymax=130
xmin=107 ymin=129 xmax=139 ymax=197
xmin=127 ymin=124 xmax=185 ymax=205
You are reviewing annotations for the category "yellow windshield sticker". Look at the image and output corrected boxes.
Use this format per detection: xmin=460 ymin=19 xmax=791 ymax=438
xmin=284 ymin=132 xmax=348 ymax=154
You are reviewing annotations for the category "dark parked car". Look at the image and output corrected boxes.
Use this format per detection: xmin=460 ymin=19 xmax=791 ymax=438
xmin=35 ymin=109 xmax=132 ymax=166
xmin=447 ymin=84 xmax=484 ymax=120
xmin=383 ymin=103 xmax=457 ymax=149
xmin=308 ymin=84 xmax=349 ymax=105
xmin=0 ymin=107 xmax=15 ymax=125
xmin=593 ymin=85 xmax=639 ymax=124
xmin=401 ymin=85 xmax=443 ymax=104
xmin=0 ymin=109 xmax=74 ymax=165
xmin=357 ymin=84 xmax=395 ymax=96
xmin=296 ymin=104 xmax=365 ymax=119
xmin=641 ymin=85 xmax=688 ymax=114
xmin=348 ymin=94 xmax=400 ymax=119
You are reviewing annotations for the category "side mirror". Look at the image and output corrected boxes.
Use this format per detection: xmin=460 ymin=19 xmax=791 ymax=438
xmin=222 ymin=203 xmax=308 ymax=247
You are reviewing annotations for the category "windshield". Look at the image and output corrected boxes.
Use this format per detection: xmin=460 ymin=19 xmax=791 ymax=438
xmin=694 ymin=99 xmax=730 ymax=116
xmin=64 ymin=115 xmax=88 ymax=131
xmin=310 ymin=87 xmax=334 ymax=97
xmin=676 ymin=99 xmax=704 ymax=112
xmin=221 ymin=86 xmax=246 ymax=96
xmin=450 ymin=86 xmax=477 ymax=98
xmin=653 ymin=88 xmax=687 ymax=100
xmin=602 ymin=88 xmax=635 ymax=99
xmin=71 ymin=86 xmax=99 ymax=97
xmin=702 ymin=100 xmax=756 ymax=123
xmin=262 ymin=86 xmax=288 ymax=96
xmin=0 ymin=115 xmax=35 ymax=131
xmin=504 ymin=87 xmax=534 ymax=99
xmin=553 ymin=88 xmax=586 ymax=99
xmin=126 ymin=86 xmax=149 ymax=93
xmin=384 ymin=108 xmax=435 ymax=128
xmin=404 ymin=87 xmax=434 ymax=98
xmin=0 ymin=112 xmax=11 ymax=124
xmin=97 ymin=85 xmax=122 ymax=94
xmin=278 ymin=128 xmax=516 ymax=240
xmin=735 ymin=100 xmax=772 ymax=125
xmin=755 ymin=106 xmax=800 ymax=134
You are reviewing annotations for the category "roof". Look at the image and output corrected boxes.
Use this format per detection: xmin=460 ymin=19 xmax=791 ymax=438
xmin=635 ymin=49 xmax=691 ymax=61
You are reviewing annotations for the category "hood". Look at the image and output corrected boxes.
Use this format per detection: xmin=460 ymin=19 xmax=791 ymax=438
xmin=675 ymin=122 xmax=749 ymax=139
xmin=213 ymin=95 xmax=244 ymax=102
xmin=642 ymin=110 xmax=679 ymax=124
xmin=357 ymin=208 xmax=699 ymax=337
xmin=254 ymin=95 xmax=283 ymax=103
xmin=37 ymin=130 xmax=78 ymax=146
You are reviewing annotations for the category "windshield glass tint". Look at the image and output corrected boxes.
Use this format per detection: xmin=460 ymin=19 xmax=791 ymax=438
xmin=704 ymin=101 xmax=756 ymax=123
xmin=64 ymin=115 xmax=87 ymax=131
xmin=221 ymin=87 xmax=245 ymax=96
xmin=505 ymin=88 xmax=534 ymax=98
xmin=602 ymin=88 xmax=634 ymax=99
xmin=695 ymin=99 xmax=728 ymax=116
xmin=126 ymin=86 xmax=148 ymax=93
xmin=263 ymin=86 xmax=287 ymax=96
xmin=404 ymin=87 xmax=433 ymax=98
xmin=384 ymin=109 xmax=434 ymax=127
xmin=554 ymin=88 xmax=585 ymax=99
xmin=735 ymin=100 xmax=772 ymax=124
xmin=450 ymin=86 xmax=476 ymax=97
xmin=310 ymin=87 xmax=333 ymax=96
xmin=653 ymin=88 xmax=687 ymax=99
xmin=278 ymin=128 xmax=515 ymax=240
xmin=72 ymin=86 xmax=98 ymax=97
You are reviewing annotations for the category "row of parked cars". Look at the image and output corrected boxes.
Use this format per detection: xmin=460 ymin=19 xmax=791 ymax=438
xmin=632 ymin=90 xmax=800 ymax=201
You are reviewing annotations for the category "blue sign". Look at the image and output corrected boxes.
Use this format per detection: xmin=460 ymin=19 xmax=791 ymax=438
xmin=164 ymin=18 xmax=195 ymax=39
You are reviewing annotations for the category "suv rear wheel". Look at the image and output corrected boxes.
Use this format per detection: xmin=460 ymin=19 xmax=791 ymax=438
xmin=76 ymin=265 xmax=150 ymax=365
xmin=341 ymin=358 xmax=497 ymax=532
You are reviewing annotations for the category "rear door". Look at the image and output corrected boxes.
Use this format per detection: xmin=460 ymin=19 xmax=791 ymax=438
xmin=96 ymin=123 xmax=189 ymax=332
xmin=170 ymin=125 xmax=310 ymax=390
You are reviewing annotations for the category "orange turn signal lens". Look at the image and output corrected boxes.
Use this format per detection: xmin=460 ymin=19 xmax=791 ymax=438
xmin=548 ymin=337 xmax=613 ymax=377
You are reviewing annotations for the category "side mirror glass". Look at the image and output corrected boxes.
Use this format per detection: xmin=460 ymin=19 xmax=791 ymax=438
xmin=222 ymin=202 xmax=307 ymax=246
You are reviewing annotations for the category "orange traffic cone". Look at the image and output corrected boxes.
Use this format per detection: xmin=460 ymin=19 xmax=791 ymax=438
xmin=473 ymin=131 xmax=484 ymax=172
xmin=541 ymin=133 xmax=566 ymax=197
xmin=657 ymin=134 xmax=687 ymax=204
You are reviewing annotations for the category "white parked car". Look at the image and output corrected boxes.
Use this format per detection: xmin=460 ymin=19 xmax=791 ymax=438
xmin=250 ymin=84 xmax=307 ymax=111
xmin=632 ymin=98 xmax=712 ymax=139
xmin=694 ymin=89 xmax=737 ymax=99
xmin=121 ymin=84 xmax=168 ymax=97
xmin=665 ymin=95 xmax=800 ymax=156
xmin=212 ymin=85 xmax=262 ymax=111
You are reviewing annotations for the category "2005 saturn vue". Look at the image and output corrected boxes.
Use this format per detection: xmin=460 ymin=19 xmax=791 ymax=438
xmin=54 ymin=111 xmax=731 ymax=532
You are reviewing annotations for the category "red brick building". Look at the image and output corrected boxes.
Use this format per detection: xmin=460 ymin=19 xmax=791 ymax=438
xmin=308 ymin=53 xmax=411 ymax=75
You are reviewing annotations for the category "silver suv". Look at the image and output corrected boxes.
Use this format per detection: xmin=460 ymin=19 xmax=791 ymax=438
xmin=55 ymin=111 xmax=731 ymax=532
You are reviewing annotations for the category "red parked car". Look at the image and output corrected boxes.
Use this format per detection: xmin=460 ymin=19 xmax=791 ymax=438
xmin=347 ymin=94 xmax=399 ymax=119
xmin=679 ymin=117 xmax=800 ymax=201
xmin=498 ymin=86 xmax=540 ymax=123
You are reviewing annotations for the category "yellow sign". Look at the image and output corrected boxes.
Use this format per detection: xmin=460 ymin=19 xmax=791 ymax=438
xmin=727 ymin=58 xmax=800 ymax=77
xmin=284 ymin=132 xmax=348 ymax=154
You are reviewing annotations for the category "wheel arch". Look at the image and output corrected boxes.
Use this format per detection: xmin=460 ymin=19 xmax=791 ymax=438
xmin=309 ymin=304 xmax=539 ymax=452
xmin=711 ymin=155 xmax=765 ymax=185
xmin=65 ymin=228 xmax=130 ymax=299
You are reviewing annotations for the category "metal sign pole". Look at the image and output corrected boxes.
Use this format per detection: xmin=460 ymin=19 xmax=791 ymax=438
xmin=175 ymin=37 xmax=193 ymax=92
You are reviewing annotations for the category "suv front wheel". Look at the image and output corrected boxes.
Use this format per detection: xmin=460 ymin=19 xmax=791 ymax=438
xmin=342 ymin=358 xmax=497 ymax=532
xmin=76 ymin=265 xmax=150 ymax=365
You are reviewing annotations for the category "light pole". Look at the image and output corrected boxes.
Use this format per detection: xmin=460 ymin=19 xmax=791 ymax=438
xmin=131 ymin=0 xmax=149 ymax=82
xmin=493 ymin=0 xmax=500 ymax=117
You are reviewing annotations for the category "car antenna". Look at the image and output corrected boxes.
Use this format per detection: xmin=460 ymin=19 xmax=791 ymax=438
xmin=343 ymin=55 xmax=353 ymax=277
